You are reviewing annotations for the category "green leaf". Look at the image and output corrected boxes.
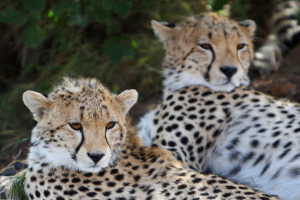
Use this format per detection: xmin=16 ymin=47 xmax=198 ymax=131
xmin=106 ymin=42 xmax=135 ymax=63
xmin=30 ymin=11 xmax=40 ymax=21
xmin=108 ymin=43 xmax=123 ymax=64
xmin=0 ymin=8 xmax=16 ymax=23
xmin=130 ymin=40 xmax=138 ymax=50
xmin=22 ymin=0 xmax=46 ymax=11
xmin=0 ymin=8 xmax=27 ymax=26
xmin=22 ymin=24 xmax=42 ymax=47
xmin=115 ymin=0 xmax=132 ymax=18
xmin=102 ymin=0 xmax=116 ymax=10
xmin=103 ymin=37 xmax=124 ymax=63
xmin=89 ymin=6 xmax=111 ymax=23
xmin=48 ymin=10 xmax=54 ymax=18
xmin=58 ymin=43 xmax=71 ymax=52
xmin=138 ymin=56 xmax=150 ymax=65
xmin=55 ymin=0 xmax=73 ymax=14
xmin=103 ymin=37 xmax=117 ymax=52
xmin=112 ymin=85 xmax=120 ymax=93
xmin=68 ymin=4 xmax=85 ymax=26
xmin=123 ymin=44 xmax=135 ymax=58
xmin=16 ymin=17 xmax=28 ymax=26
xmin=210 ymin=0 xmax=229 ymax=12
xmin=52 ymin=6 xmax=62 ymax=17
xmin=69 ymin=12 xmax=85 ymax=26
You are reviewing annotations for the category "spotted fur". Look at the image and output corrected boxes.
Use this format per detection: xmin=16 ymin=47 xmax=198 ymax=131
xmin=1 ymin=77 xmax=277 ymax=200
xmin=151 ymin=12 xmax=256 ymax=99
xmin=138 ymin=12 xmax=300 ymax=200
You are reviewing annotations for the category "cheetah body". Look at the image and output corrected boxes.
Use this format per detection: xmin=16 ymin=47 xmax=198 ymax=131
xmin=140 ymin=85 xmax=300 ymax=200
xmin=138 ymin=12 xmax=300 ymax=200
xmin=22 ymin=77 xmax=276 ymax=200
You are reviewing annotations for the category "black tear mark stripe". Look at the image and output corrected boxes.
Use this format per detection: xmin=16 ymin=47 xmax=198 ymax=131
xmin=204 ymin=47 xmax=215 ymax=82
xmin=75 ymin=128 xmax=84 ymax=154
xmin=182 ymin=48 xmax=195 ymax=61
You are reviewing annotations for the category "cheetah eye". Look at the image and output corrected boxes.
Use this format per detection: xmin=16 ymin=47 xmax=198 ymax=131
xmin=237 ymin=43 xmax=247 ymax=50
xmin=105 ymin=122 xmax=116 ymax=129
xmin=198 ymin=43 xmax=211 ymax=50
xmin=69 ymin=122 xmax=82 ymax=130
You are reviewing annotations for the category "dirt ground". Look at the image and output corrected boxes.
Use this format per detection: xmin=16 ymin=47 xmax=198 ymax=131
xmin=2 ymin=44 xmax=300 ymax=171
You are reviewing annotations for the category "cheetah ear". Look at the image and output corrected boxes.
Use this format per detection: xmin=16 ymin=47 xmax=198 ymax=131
xmin=238 ymin=19 xmax=256 ymax=37
xmin=116 ymin=89 xmax=138 ymax=115
xmin=23 ymin=90 xmax=51 ymax=122
xmin=151 ymin=20 xmax=178 ymax=48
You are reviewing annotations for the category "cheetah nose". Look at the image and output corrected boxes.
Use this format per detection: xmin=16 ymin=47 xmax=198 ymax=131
xmin=87 ymin=153 xmax=105 ymax=163
xmin=220 ymin=66 xmax=237 ymax=79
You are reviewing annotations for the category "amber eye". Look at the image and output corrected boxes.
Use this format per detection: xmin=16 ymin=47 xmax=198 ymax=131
xmin=69 ymin=123 xmax=82 ymax=130
xmin=105 ymin=122 xmax=116 ymax=129
xmin=237 ymin=43 xmax=246 ymax=50
xmin=199 ymin=43 xmax=211 ymax=49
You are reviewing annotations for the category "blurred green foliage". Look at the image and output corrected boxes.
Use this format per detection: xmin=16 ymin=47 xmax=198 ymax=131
xmin=0 ymin=0 xmax=208 ymax=164
xmin=1 ymin=0 xmax=137 ymax=62
xmin=0 ymin=0 xmax=274 ymax=166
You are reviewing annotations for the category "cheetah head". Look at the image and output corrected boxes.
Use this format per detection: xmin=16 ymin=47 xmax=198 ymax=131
xmin=23 ymin=77 xmax=137 ymax=173
xmin=152 ymin=13 xmax=256 ymax=98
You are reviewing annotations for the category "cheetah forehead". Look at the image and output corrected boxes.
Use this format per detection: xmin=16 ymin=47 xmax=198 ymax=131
xmin=181 ymin=13 xmax=251 ymax=39
xmin=48 ymin=77 xmax=114 ymax=101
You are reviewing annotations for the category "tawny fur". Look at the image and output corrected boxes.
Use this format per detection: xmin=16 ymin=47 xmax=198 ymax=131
xmin=7 ymin=77 xmax=278 ymax=199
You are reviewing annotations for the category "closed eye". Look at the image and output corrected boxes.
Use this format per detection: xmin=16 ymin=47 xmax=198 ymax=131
xmin=198 ymin=43 xmax=212 ymax=50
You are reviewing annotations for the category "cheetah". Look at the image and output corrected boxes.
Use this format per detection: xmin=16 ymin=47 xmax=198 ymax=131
xmin=1 ymin=77 xmax=277 ymax=200
xmin=138 ymin=12 xmax=300 ymax=200
xmin=152 ymin=12 xmax=256 ymax=100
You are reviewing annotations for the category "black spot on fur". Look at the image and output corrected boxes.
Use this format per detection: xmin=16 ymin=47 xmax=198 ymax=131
xmin=35 ymin=190 xmax=40 ymax=198
xmin=253 ymin=154 xmax=264 ymax=166
xmin=115 ymin=174 xmax=124 ymax=181
xmin=43 ymin=190 xmax=50 ymax=197
xmin=185 ymin=124 xmax=194 ymax=131
xmin=174 ymin=105 xmax=183 ymax=111
xmin=87 ymin=192 xmax=97 ymax=197
xmin=63 ymin=190 xmax=78 ymax=196
xmin=251 ymin=140 xmax=259 ymax=148
xmin=181 ymin=137 xmax=189 ymax=145
xmin=217 ymin=94 xmax=226 ymax=100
